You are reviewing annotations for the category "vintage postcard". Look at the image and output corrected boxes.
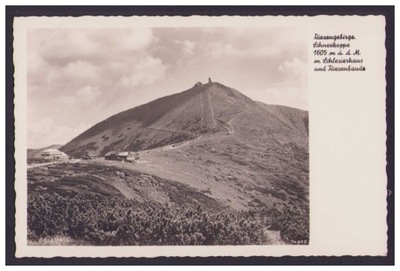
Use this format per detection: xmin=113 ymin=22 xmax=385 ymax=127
xmin=11 ymin=12 xmax=389 ymax=259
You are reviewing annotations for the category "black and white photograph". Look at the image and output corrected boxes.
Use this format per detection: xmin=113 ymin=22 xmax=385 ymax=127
xmin=25 ymin=25 xmax=309 ymax=246
xmin=10 ymin=10 xmax=390 ymax=260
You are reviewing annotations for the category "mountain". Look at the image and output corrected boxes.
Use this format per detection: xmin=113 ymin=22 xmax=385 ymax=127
xmin=60 ymin=81 xmax=308 ymax=157
xmin=57 ymin=80 xmax=308 ymax=212
xmin=29 ymin=80 xmax=309 ymax=244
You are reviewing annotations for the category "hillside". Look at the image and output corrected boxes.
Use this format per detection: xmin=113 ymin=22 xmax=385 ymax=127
xmin=60 ymin=81 xmax=307 ymax=157
xmin=58 ymin=80 xmax=309 ymax=211
xmin=29 ymin=80 xmax=309 ymax=245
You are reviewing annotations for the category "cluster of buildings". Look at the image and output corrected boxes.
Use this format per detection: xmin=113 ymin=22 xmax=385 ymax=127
xmin=104 ymin=151 xmax=140 ymax=162
xmin=33 ymin=148 xmax=140 ymax=163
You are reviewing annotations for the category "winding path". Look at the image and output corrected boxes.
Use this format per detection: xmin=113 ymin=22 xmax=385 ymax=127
xmin=217 ymin=110 xmax=247 ymax=135
xmin=206 ymin=90 xmax=217 ymax=129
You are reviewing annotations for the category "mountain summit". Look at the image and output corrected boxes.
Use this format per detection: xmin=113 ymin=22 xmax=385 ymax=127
xmin=60 ymin=80 xmax=308 ymax=158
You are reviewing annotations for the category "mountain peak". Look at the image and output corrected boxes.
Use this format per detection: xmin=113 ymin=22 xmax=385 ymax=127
xmin=194 ymin=77 xmax=214 ymax=88
xmin=60 ymin=80 xmax=308 ymax=157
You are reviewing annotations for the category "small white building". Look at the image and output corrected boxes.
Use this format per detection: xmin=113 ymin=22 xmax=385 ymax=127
xmin=41 ymin=148 xmax=69 ymax=162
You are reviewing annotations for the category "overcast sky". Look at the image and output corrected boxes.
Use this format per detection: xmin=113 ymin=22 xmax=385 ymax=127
xmin=27 ymin=27 xmax=307 ymax=149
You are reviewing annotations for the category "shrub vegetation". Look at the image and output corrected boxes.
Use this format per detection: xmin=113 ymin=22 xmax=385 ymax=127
xmin=28 ymin=192 xmax=308 ymax=245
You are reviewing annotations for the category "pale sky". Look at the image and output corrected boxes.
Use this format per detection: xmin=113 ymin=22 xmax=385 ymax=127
xmin=27 ymin=27 xmax=307 ymax=149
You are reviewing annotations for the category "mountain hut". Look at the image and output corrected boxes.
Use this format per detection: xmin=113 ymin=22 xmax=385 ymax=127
xmin=41 ymin=148 xmax=69 ymax=162
xmin=105 ymin=151 xmax=134 ymax=161
xmin=105 ymin=151 xmax=120 ymax=160
xmin=118 ymin=152 xmax=129 ymax=160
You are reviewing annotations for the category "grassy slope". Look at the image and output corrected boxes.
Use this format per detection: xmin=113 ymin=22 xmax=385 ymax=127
xmin=28 ymin=162 xmax=224 ymax=211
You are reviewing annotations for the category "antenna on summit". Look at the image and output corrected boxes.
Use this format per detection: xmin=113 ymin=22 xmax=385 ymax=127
xmin=208 ymin=77 xmax=212 ymax=84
